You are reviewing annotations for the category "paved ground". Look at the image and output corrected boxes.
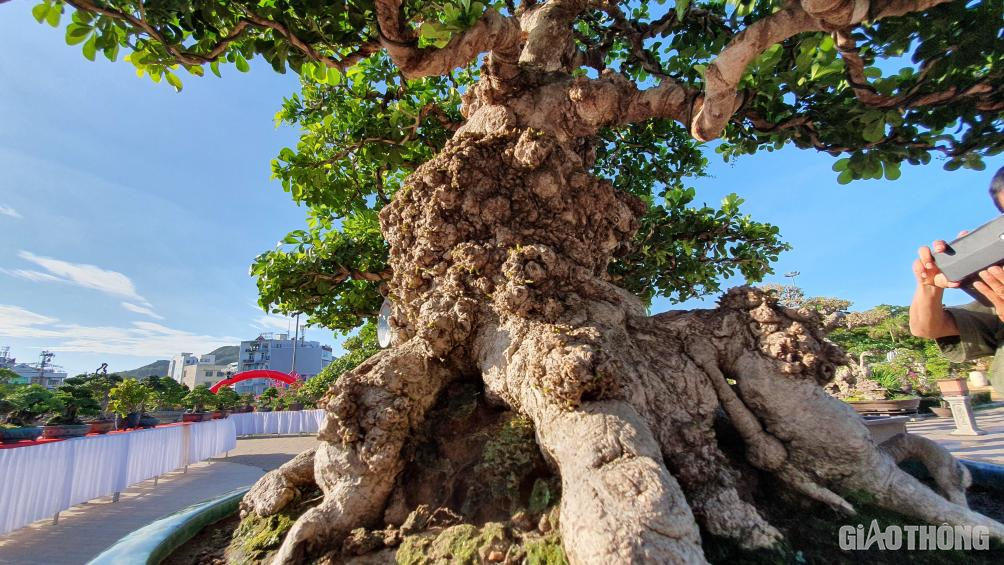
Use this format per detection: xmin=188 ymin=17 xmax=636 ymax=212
xmin=0 ymin=435 xmax=318 ymax=565
xmin=908 ymin=404 xmax=1004 ymax=465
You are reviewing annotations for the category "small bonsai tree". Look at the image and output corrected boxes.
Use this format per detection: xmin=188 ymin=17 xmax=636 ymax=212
xmin=256 ymin=387 xmax=280 ymax=411
xmin=183 ymin=384 xmax=215 ymax=413
xmin=63 ymin=373 xmax=122 ymax=420
xmin=213 ymin=386 xmax=240 ymax=411
xmin=239 ymin=392 xmax=255 ymax=410
xmin=3 ymin=385 xmax=60 ymax=427
xmin=47 ymin=382 xmax=101 ymax=426
xmin=107 ymin=379 xmax=154 ymax=419
xmin=144 ymin=375 xmax=190 ymax=410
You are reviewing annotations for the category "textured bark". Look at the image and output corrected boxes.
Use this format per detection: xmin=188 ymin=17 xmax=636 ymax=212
xmin=239 ymin=2 xmax=1004 ymax=562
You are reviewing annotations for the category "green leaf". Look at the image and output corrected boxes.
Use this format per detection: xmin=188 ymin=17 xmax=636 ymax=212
xmin=82 ymin=36 xmax=97 ymax=61
xmin=832 ymin=158 xmax=850 ymax=172
xmin=837 ymin=169 xmax=854 ymax=185
xmin=31 ymin=3 xmax=49 ymax=23
xmin=883 ymin=162 xmax=901 ymax=181
xmin=675 ymin=0 xmax=690 ymax=19
xmin=45 ymin=3 xmax=61 ymax=27
xmin=165 ymin=72 xmax=183 ymax=92
xmin=103 ymin=41 xmax=120 ymax=61
xmin=210 ymin=61 xmax=222 ymax=78
xmin=65 ymin=25 xmax=91 ymax=46
xmin=235 ymin=54 xmax=250 ymax=73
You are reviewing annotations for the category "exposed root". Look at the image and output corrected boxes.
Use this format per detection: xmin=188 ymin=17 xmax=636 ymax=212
xmin=263 ymin=341 xmax=459 ymax=564
xmin=241 ymin=448 xmax=317 ymax=518
xmin=530 ymin=399 xmax=708 ymax=564
xmin=880 ymin=432 xmax=971 ymax=507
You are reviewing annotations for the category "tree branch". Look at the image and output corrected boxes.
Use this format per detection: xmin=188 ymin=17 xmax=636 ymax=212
xmin=374 ymin=0 xmax=521 ymax=79
xmin=691 ymin=0 xmax=954 ymax=141
xmin=63 ymin=0 xmax=381 ymax=70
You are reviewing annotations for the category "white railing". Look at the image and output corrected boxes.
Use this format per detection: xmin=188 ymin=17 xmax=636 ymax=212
xmin=0 ymin=418 xmax=236 ymax=536
xmin=228 ymin=409 xmax=325 ymax=437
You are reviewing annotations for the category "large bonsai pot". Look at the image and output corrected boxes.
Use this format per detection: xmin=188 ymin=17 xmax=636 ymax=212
xmin=256 ymin=407 xmax=273 ymax=412
xmin=211 ymin=410 xmax=226 ymax=420
xmin=847 ymin=398 xmax=921 ymax=414
xmin=41 ymin=424 xmax=91 ymax=439
xmin=286 ymin=403 xmax=304 ymax=411
xmin=1 ymin=426 xmax=42 ymax=443
xmin=138 ymin=415 xmax=159 ymax=428
xmin=937 ymin=378 xmax=969 ymax=397
xmin=182 ymin=412 xmax=209 ymax=423
xmin=88 ymin=419 xmax=115 ymax=434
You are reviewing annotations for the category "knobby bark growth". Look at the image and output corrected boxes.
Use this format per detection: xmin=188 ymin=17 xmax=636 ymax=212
xmin=238 ymin=1 xmax=1004 ymax=563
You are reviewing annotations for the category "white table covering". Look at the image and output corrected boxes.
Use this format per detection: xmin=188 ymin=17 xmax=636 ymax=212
xmin=0 ymin=418 xmax=236 ymax=536
xmin=228 ymin=409 xmax=325 ymax=436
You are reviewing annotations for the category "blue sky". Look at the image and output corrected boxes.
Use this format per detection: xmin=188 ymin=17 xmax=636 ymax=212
xmin=0 ymin=7 xmax=1001 ymax=377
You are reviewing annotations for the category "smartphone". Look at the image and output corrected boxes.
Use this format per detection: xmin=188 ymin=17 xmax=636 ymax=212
xmin=933 ymin=214 xmax=1004 ymax=306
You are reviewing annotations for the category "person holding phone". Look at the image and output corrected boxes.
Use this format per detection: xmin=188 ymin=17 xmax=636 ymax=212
xmin=909 ymin=167 xmax=1004 ymax=394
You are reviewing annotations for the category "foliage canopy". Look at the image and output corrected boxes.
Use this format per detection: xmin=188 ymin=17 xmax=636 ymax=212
xmin=34 ymin=0 xmax=1004 ymax=332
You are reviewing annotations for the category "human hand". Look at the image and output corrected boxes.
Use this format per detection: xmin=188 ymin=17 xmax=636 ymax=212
xmin=912 ymin=231 xmax=969 ymax=288
xmin=973 ymin=266 xmax=1004 ymax=319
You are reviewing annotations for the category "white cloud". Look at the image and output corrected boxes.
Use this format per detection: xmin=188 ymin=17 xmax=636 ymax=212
xmin=15 ymin=251 xmax=149 ymax=305
xmin=0 ymin=303 xmax=238 ymax=358
xmin=1 ymin=269 xmax=63 ymax=283
xmin=0 ymin=205 xmax=21 ymax=219
xmin=121 ymin=302 xmax=164 ymax=320
xmin=253 ymin=314 xmax=292 ymax=332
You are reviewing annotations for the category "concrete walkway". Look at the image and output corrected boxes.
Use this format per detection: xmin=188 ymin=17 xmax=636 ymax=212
xmin=0 ymin=435 xmax=318 ymax=565
xmin=908 ymin=404 xmax=1004 ymax=465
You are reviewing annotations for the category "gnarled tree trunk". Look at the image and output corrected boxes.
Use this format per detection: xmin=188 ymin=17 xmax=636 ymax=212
xmin=241 ymin=2 xmax=1004 ymax=563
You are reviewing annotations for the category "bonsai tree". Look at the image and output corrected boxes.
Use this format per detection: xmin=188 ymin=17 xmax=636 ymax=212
xmin=34 ymin=0 xmax=1004 ymax=560
xmin=182 ymin=384 xmax=216 ymax=413
xmin=143 ymin=376 xmax=189 ymax=410
xmin=239 ymin=392 xmax=255 ymax=410
xmin=213 ymin=386 xmax=241 ymax=411
xmin=46 ymin=382 xmax=101 ymax=426
xmin=256 ymin=387 xmax=280 ymax=411
xmin=3 ymin=385 xmax=59 ymax=427
xmin=107 ymin=378 xmax=154 ymax=420
xmin=63 ymin=373 xmax=122 ymax=420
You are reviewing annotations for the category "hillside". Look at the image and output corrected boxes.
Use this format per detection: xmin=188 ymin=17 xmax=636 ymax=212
xmin=117 ymin=345 xmax=239 ymax=378
xmin=118 ymin=359 xmax=170 ymax=379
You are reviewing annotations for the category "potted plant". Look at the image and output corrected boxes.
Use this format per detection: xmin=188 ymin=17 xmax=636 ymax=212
xmin=108 ymin=379 xmax=155 ymax=429
xmin=1 ymin=385 xmax=57 ymax=442
xmin=256 ymin=387 xmax=279 ymax=412
xmin=64 ymin=373 xmax=121 ymax=434
xmin=279 ymin=382 xmax=306 ymax=411
xmin=182 ymin=384 xmax=215 ymax=422
xmin=212 ymin=386 xmax=240 ymax=419
xmin=42 ymin=382 xmax=101 ymax=439
xmin=237 ymin=392 xmax=255 ymax=413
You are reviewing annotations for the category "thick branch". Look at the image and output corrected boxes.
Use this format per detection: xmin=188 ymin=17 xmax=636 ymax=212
xmin=691 ymin=0 xmax=953 ymax=141
xmin=374 ymin=0 xmax=521 ymax=79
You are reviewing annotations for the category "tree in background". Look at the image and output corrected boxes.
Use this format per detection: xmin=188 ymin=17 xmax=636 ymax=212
xmin=143 ymin=375 xmax=190 ymax=410
xmin=33 ymin=0 xmax=1004 ymax=561
xmin=183 ymin=384 xmax=216 ymax=413
xmin=213 ymin=386 xmax=241 ymax=411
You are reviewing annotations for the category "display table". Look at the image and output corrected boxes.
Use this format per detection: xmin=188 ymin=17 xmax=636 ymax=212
xmin=228 ymin=409 xmax=325 ymax=436
xmin=0 ymin=418 xmax=236 ymax=535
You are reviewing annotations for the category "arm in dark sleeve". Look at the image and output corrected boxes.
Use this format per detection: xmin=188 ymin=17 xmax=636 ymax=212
xmin=936 ymin=301 xmax=1004 ymax=362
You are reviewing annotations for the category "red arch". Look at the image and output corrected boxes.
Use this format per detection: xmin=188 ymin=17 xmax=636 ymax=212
xmin=210 ymin=370 xmax=298 ymax=393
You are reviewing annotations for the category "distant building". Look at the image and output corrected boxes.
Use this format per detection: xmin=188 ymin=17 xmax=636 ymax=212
xmin=235 ymin=333 xmax=333 ymax=395
xmin=168 ymin=353 xmax=199 ymax=384
xmin=181 ymin=360 xmax=232 ymax=390
xmin=0 ymin=347 xmax=67 ymax=389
